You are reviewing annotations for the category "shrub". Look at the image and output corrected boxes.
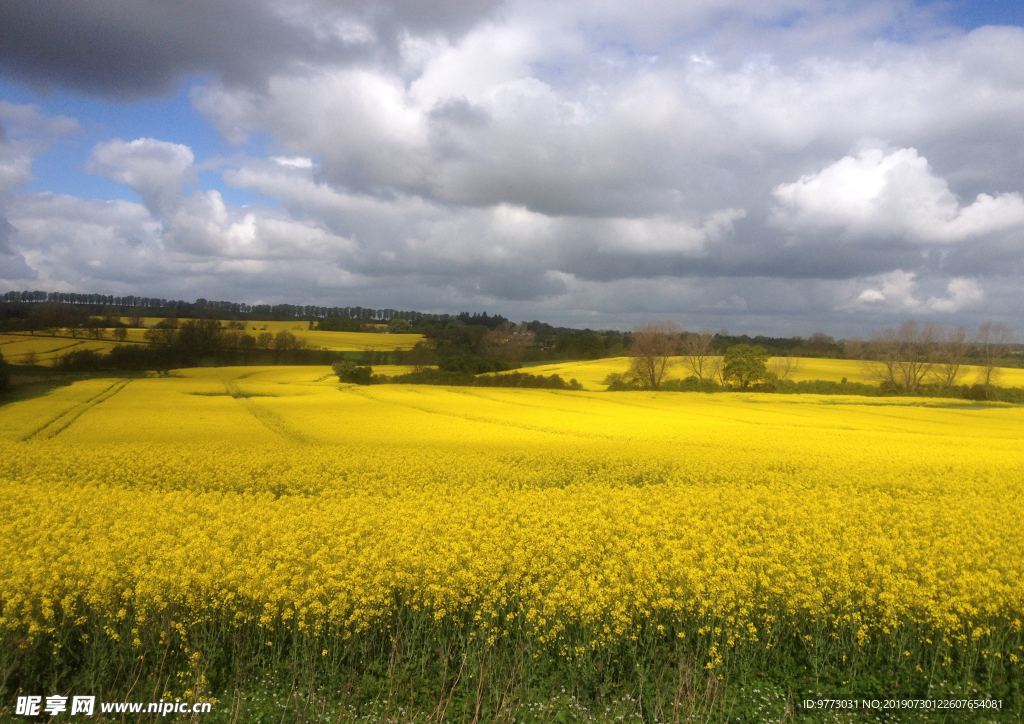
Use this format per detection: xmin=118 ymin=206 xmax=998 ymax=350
xmin=57 ymin=349 xmax=104 ymax=372
xmin=390 ymin=369 xmax=582 ymax=390
xmin=661 ymin=376 xmax=723 ymax=392
xmin=332 ymin=361 xmax=374 ymax=385
xmin=603 ymin=372 xmax=640 ymax=391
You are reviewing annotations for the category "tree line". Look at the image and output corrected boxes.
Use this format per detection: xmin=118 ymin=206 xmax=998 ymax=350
xmin=614 ymin=321 xmax=1019 ymax=400
xmin=2 ymin=290 xmax=512 ymax=326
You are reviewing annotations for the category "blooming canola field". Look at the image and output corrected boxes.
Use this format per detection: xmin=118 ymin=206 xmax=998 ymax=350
xmin=1 ymin=366 xmax=1023 ymax=705
xmin=0 ymin=325 xmax=423 ymax=365
xmin=515 ymin=356 xmax=1024 ymax=390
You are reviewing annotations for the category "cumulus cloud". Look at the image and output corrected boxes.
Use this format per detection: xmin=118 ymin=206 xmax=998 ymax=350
xmin=88 ymin=138 xmax=196 ymax=211
xmin=843 ymin=270 xmax=984 ymax=314
xmin=772 ymin=147 xmax=1024 ymax=243
xmin=3 ymin=3 xmax=1024 ymax=333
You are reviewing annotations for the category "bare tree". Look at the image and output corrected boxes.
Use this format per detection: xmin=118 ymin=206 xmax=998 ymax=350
xmin=679 ymin=331 xmax=718 ymax=385
xmin=931 ymin=326 xmax=968 ymax=389
xmin=843 ymin=339 xmax=864 ymax=360
xmin=867 ymin=320 xmax=939 ymax=391
xmin=975 ymin=322 xmax=1014 ymax=386
xmin=865 ymin=328 xmax=899 ymax=387
xmin=769 ymin=353 xmax=803 ymax=382
xmin=629 ymin=322 xmax=681 ymax=389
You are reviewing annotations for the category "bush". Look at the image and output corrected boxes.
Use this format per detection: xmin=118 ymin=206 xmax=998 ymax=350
xmin=475 ymin=372 xmax=583 ymax=390
xmin=661 ymin=376 xmax=723 ymax=392
xmin=0 ymin=350 xmax=9 ymax=393
xmin=389 ymin=369 xmax=582 ymax=390
xmin=603 ymin=372 xmax=640 ymax=391
xmin=332 ymin=361 xmax=375 ymax=385
xmin=57 ymin=349 xmax=104 ymax=372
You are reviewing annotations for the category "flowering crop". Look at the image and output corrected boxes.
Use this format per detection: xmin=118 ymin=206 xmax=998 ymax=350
xmin=1 ymin=366 xmax=1022 ymax=707
xmin=512 ymin=356 xmax=1024 ymax=390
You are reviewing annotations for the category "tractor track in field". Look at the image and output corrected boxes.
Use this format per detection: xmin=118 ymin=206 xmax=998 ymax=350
xmin=222 ymin=381 xmax=313 ymax=444
xmin=21 ymin=379 xmax=132 ymax=441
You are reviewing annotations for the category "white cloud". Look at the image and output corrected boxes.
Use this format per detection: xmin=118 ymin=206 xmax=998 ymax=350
xmin=843 ymin=269 xmax=984 ymax=314
xmin=272 ymin=156 xmax=314 ymax=168
xmin=925 ymin=277 xmax=985 ymax=313
xmin=0 ymin=144 xmax=32 ymax=195
xmin=595 ymin=209 xmax=746 ymax=254
xmin=0 ymin=102 xmax=80 ymax=138
xmin=772 ymin=147 xmax=1024 ymax=243
xmin=87 ymin=138 xmax=196 ymax=211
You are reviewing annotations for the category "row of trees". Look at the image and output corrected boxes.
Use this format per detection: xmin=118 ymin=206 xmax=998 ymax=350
xmin=868 ymin=321 xmax=1014 ymax=391
xmin=625 ymin=321 xmax=1018 ymax=392
xmin=627 ymin=323 xmax=775 ymax=390
xmin=1 ymin=289 xmax=498 ymax=326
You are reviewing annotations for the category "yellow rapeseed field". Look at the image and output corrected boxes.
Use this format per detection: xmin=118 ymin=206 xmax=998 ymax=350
xmin=518 ymin=356 xmax=1024 ymax=390
xmin=1 ymin=365 xmax=1022 ymax=692
xmin=0 ymin=334 xmax=144 ymax=365
xmin=0 ymin=325 xmax=423 ymax=365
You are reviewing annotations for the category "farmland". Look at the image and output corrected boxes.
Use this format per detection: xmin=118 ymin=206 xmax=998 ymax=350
xmin=1 ymin=366 xmax=1022 ymax=721
xmin=0 ymin=324 xmax=423 ymax=366
xmin=512 ymin=356 xmax=1024 ymax=390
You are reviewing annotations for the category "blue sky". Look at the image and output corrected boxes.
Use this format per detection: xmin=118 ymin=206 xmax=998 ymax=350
xmin=1 ymin=78 xmax=277 ymax=207
xmin=1 ymin=0 xmax=1023 ymax=334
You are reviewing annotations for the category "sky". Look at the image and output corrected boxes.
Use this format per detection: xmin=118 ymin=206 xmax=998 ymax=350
xmin=1 ymin=0 xmax=1023 ymax=335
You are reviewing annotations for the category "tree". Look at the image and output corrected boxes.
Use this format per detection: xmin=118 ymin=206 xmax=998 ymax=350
xmin=769 ymin=353 xmax=803 ymax=382
xmin=722 ymin=344 xmax=770 ymax=389
xmin=628 ymin=323 xmax=681 ymax=389
xmin=679 ymin=331 xmax=718 ymax=386
xmin=388 ymin=318 xmax=413 ymax=334
xmin=805 ymin=332 xmax=835 ymax=355
xmin=975 ymin=322 xmax=1013 ymax=386
xmin=274 ymin=330 xmax=297 ymax=350
xmin=332 ymin=360 xmax=373 ymax=385
xmin=113 ymin=326 xmax=128 ymax=342
xmin=0 ymin=350 xmax=9 ymax=393
xmin=144 ymin=326 xmax=178 ymax=346
xmin=868 ymin=320 xmax=938 ymax=392
xmin=28 ymin=302 xmax=81 ymax=337
xmin=255 ymin=332 xmax=274 ymax=350
xmin=843 ymin=339 xmax=865 ymax=360
xmin=932 ymin=326 xmax=968 ymax=389
xmin=176 ymin=319 xmax=224 ymax=359
xmin=23 ymin=349 xmax=39 ymax=366
xmin=484 ymin=321 xmax=535 ymax=363
xmin=407 ymin=341 xmax=434 ymax=372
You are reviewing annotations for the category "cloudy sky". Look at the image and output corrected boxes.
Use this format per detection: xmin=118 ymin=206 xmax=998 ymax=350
xmin=1 ymin=0 xmax=1023 ymax=334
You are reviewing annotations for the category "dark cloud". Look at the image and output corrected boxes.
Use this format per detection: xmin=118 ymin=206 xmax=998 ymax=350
xmin=0 ymin=0 xmax=507 ymax=98
xmin=2 ymin=2 xmax=1024 ymax=334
